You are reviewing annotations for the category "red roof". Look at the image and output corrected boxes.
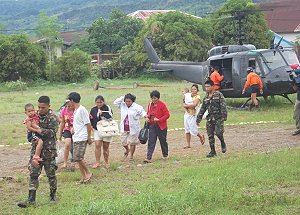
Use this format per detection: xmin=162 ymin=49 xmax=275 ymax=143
xmin=258 ymin=0 xmax=300 ymax=33
xmin=59 ymin=31 xmax=88 ymax=44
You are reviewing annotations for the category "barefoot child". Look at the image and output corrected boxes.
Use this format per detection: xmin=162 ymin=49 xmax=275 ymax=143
xmin=24 ymin=103 xmax=43 ymax=167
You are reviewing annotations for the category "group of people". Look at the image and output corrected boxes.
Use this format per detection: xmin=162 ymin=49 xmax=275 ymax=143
xmin=18 ymin=89 xmax=174 ymax=208
xmin=209 ymin=66 xmax=263 ymax=110
xmin=17 ymin=63 xmax=300 ymax=208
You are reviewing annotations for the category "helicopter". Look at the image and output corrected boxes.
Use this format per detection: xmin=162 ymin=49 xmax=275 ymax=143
xmin=143 ymin=10 xmax=300 ymax=106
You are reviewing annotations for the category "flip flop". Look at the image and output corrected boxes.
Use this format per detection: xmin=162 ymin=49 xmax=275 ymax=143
xmin=83 ymin=173 xmax=93 ymax=183
xmin=76 ymin=178 xmax=85 ymax=184
xmin=92 ymin=163 xmax=100 ymax=169
xmin=143 ymin=159 xmax=152 ymax=164
xmin=183 ymin=146 xmax=191 ymax=149
xmin=200 ymin=134 xmax=205 ymax=145
xmin=123 ymin=151 xmax=129 ymax=158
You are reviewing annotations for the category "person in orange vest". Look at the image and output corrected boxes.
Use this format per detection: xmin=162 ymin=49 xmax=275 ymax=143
xmin=210 ymin=66 xmax=224 ymax=91
xmin=242 ymin=67 xmax=263 ymax=110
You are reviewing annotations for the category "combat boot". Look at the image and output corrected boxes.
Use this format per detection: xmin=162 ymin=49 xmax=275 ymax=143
xmin=221 ymin=141 xmax=227 ymax=153
xmin=17 ymin=190 xmax=36 ymax=208
xmin=207 ymin=144 xmax=217 ymax=158
xmin=50 ymin=189 xmax=56 ymax=203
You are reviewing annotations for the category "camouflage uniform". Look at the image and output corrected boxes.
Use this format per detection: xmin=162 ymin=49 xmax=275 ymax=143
xmin=28 ymin=110 xmax=59 ymax=193
xmin=196 ymin=91 xmax=227 ymax=156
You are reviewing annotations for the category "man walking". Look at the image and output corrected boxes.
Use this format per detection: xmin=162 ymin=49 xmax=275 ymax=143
xmin=17 ymin=96 xmax=59 ymax=208
xmin=67 ymin=92 xmax=93 ymax=183
xmin=196 ymin=80 xmax=227 ymax=157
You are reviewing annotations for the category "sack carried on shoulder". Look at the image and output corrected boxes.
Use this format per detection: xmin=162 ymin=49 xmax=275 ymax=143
xmin=97 ymin=119 xmax=119 ymax=137
xmin=138 ymin=122 xmax=149 ymax=144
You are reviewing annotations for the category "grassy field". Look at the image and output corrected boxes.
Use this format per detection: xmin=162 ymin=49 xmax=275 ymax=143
xmin=0 ymin=77 xmax=299 ymax=214
xmin=0 ymin=77 xmax=296 ymax=146
xmin=2 ymin=148 xmax=299 ymax=214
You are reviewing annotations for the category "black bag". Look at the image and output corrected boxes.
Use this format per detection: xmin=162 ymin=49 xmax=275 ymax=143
xmin=138 ymin=122 xmax=149 ymax=144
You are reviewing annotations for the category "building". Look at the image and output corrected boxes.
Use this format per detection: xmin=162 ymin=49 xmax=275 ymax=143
xmin=259 ymin=0 xmax=300 ymax=43
xmin=32 ymin=31 xmax=87 ymax=58
xmin=128 ymin=10 xmax=201 ymax=21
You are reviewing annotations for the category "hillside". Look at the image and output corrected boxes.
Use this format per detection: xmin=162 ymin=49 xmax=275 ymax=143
xmin=0 ymin=0 xmax=271 ymax=34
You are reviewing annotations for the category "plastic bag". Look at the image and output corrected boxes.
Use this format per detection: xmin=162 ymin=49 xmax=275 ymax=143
xmin=138 ymin=122 xmax=149 ymax=144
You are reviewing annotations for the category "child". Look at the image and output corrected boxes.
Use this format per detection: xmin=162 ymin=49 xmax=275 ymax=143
xmin=24 ymin=103 xmax=43 ymax=167
xmin=183 ymin=88 xmax=193 ymax=105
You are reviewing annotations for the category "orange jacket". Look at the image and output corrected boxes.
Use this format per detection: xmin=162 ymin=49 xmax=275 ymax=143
xmin=243 ymin=72 xmax=263 ymax=91
xmin=210 ymin=70 xmax=224 ymax=91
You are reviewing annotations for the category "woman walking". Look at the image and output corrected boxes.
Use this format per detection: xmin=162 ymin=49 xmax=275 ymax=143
xmin=114 ymin=93 xmax=146 ymax=161
xmin=90 ymin=95 xmax=113 ymax=169
xmin=144 ymin=90 xmax=170 ymax=163
xmin=183 ymin=84 xmax=205 ymax=148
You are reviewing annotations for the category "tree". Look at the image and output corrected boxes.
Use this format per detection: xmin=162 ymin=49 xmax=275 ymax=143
xmin=55 ymin=49 xmax=91 ymax=83
xmin=0 ymin=34 xmax=46 ymax=82
xmin=71 ymin=36 xmax=100 ymax=54
xmin=88 ymin=8 xmax=144 ymax=53
xmin=211 ymin=0 xmax=272 ymax=48
xmin=35 ymin=10 xmax=63 ymax=81
xmin=118 ymin=11 xmax=212 ymax=75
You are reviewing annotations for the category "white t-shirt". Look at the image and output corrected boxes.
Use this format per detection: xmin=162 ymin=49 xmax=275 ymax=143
xmin=73 ymin=105 xmax=90 ymax=142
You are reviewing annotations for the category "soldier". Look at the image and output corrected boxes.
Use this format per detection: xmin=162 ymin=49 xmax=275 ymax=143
xmin=196 ymin=80 xmax=227 ymax=157
xmin=17 ymin=96 xmax=59 ymax=208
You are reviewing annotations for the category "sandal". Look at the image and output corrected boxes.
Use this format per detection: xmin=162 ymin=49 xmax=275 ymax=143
xmin=123 ymin=151 xmax=129 ymax=158
xmin=83 ymin=173 xmax=93 ymax=183
xmin=76 ymin=178 xmax=85 ymax=184
xmin=92 ymin=163 xmax=100 ymax=169
xmin=183 ymin=146 xmax=191 ymax=149
xmin=199 ymin=134 xmax=205 ymax=145
xmin=143 ymin=159 xmax=152 ymax=164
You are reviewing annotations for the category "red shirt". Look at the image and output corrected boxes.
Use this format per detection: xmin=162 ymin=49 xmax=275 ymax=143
xmin=147 ymin=100 xmax=170 ymax=130
xmin=124 ymin=114 xmax=130 ymax=132
xmin=23 ymin=113 xmax=39 ymax=126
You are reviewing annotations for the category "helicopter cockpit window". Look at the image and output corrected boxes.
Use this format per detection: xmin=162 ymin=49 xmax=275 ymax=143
xmin=261 ymin=51 xmax=286 ymax=71
xmin=248 ymin=57 xmax=262 ymax=75
xmin=280 ymin=50 xmax=300 ymax=65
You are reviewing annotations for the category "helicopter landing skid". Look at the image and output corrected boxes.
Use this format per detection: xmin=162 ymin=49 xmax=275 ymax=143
xmin=278 ymin=94 xmax=294 ymax=105
xmin=241 ymin=98 xmax=251 ymax=108
xmin=240 ymin=98 xmax=262 ymax=108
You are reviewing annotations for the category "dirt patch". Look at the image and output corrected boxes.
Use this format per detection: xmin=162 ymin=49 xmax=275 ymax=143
xmin=0 ymin=123 xmax=299 ymax=177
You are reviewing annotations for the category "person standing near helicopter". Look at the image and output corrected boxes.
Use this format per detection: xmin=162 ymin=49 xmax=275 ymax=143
xmin=210 ymin=66 xmax=224 ymax=92
xmin=242 ymin=67 xmax=263 ymax=110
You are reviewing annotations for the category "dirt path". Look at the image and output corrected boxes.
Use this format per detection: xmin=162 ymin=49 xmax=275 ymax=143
xmin=0 ymin=124 xmax=299 ymax=177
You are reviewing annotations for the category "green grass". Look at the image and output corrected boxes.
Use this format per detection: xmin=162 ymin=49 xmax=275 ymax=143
xmin=0 ymin=77 xmax=296 ymax=145
xmin=3 ymin=148 xmax=299 ymax=215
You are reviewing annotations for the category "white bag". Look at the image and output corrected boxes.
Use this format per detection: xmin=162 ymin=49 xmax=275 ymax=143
xmin=56 ymin=141 xmax=65 ymax=164
xmin=97 ymin=119 xmax=120 ymax=137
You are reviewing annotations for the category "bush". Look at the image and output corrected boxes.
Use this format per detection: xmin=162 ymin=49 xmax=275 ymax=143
xmin=57 ymin=49 xmax=91 ymax=82
xmin=0 ymin=34 xmax=47 ymax=82
xmin=3 ymin=80 xmax=27 ymax=91
xmin=45 ymin=63 xmax=61 ymax=82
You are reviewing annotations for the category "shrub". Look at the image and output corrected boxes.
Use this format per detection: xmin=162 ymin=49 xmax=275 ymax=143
xmin=3 ymin=80 xmax=27 ymax=91
xmin=57 ymin=49 xmax=91 ymax=82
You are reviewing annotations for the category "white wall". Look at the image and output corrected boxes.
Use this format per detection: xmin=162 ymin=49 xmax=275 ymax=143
xmin=278 ymin=32 xmax=300 ymax=42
